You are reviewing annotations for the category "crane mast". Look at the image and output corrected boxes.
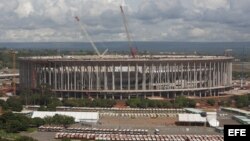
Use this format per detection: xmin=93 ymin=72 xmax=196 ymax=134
xmin=120 ymin=5 xmax=137 ymax=58
xmin=75 ymin=16 xmax=109 ymax=57
xmin=10 ymin=50 xmax=17 ymax=96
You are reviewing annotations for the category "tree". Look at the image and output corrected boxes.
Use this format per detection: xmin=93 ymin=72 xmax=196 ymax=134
xmin=5 ymin=120 xmax=23 ymax=133
xmin=32 ymin=117 xmax=45 ymax=127
xmin=162 ymin=101 xmax=172 ymax=108
xmin=174 ymin=96 xmax=187 ymax=108
xmin=234 ymin=95 xmax=249 ymax=108
xmin=187 ymin=99 xmax=196 ymax=108
xmin=46 ymin=103 xmax=57 ymax=111
xmin=174 ymin=96 xmax=196 ymax=108
xmin=6 ymin=97 xmax=23 ymax=112
xmin=0 ymin=100 xmax=8 ymax=111
xmin=207 ymin=99 xmax=215 ymax=106
xmin=0 ymin=112 xmax=30 ymax=133
xmin=44 ymin=114 xmax=74 ymax=127
xmin=126 ymin=98 xmax=141 ymax=108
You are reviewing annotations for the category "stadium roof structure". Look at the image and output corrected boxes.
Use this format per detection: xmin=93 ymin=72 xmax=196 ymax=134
xmin=31 ymin=111 xmax=99 ymax=123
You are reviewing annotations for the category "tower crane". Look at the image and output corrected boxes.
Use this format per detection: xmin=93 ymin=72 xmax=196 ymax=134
xmin=120 ymin=2 xmax=137 ymax=58
xmin=74 ymin=16 xmax=108 ymax=57
xmin=10 ymin=49 xmax=17 ymax=96
xmin=240 ymin=47 xmax=246 ymax=89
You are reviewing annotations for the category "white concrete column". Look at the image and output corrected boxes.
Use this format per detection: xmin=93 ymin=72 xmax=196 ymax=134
xmin=128 ymin=64 xmax=130 ymax=90
xmin=159 ymin=64 xmax=162 ymax=89
xmin=104 ymin=65 xmax=108 ymax=90
xmin=194 ymin=62 xmax=196 ymax=88
xmin=97 ymin=66 xmax=100 ymax=90
xmin=112 ymin=65 xmax=115 ymax=90
xmin=120 ymin=64 xmax=123 ymax=90
xmin=150 ymin=64 xmax=153 ymax=89
xmin=217 ymin=62 xmax=220 ymax=86
xmin=187 ymin=63 xmax=190 ymax=89
xmin=74 ymin=66 xmax=77 ymax=90
xmin=49 ymin=63 xmax=52 ymax=87
xmin=135 ymin=64 xmax=138 ymax=90
xmin=199 ymin=62 xmax=202 ymax=88
xmin=209 ymin=62 xmax=211 ymax=88
xmin=142 ymin=63 xmax=146 ymax=90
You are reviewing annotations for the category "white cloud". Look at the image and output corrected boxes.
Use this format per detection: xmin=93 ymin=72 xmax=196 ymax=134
xmin=193 ymin=0 xmax=229 ymax=10
xmin=0 ymin=0 xmax=250 ymax=42
xmin=190 ymin=28 xmax=209 ymax=37
xmin=15 ymin=0 xmax=34 ymax=18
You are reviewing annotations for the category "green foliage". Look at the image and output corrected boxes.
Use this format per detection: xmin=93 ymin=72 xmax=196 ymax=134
xmin=31 ymin=117 xmax=45 ymax=127
xmin=15 ymin=136 xmax=38 ymax=141
xmin=207 ymin=99 xmax=216 ymax=106
xmin=19 ymin=88 xmax=62 ymax=111
xmin=0 ymin=137 xmax=10 ymax=141
xmin=6 ymin=97 xmax=23 ymax=112
xmin=174 ymin=96 xmax=196 ymax=108
xmin=234 ymin=95 xmax=250 ymax=108
xmin=0 ymin=112 xmax=30 ymax=133
xmin=0 ymin=129 xmax=21 ymax=141
xmin=5 ymin=120 xmax=23 ymax=133
xmin=126 ymin=98 xmax=173 ymax=108
xmin=0 ymin=100 xmax=9 ymax=111
xmin=62 ymin=98 xmax=116 ymax=107
xmin=0 ymin=50 xmax=12 ymax=69
xmin=44 ymin=114 xmax=74 ymax=127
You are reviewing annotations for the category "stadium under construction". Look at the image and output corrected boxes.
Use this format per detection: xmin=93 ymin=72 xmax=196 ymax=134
xmin=19 ymin=55 xmax=233 ymax=99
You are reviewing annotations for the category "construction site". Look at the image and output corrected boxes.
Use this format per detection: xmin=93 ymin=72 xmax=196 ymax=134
xmin=16 ymin=2 xmax=236 ymax=100
xmin=1 ymin=1 xmax=250 ymax=141
xmin=19 ymin=55 xmax=233 ymax=99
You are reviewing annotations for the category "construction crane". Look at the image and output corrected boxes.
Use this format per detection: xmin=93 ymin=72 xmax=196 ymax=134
xmin=74 ymin=16 xmax=108 ymax=57
xmin=240 ymin=47 xmax=246 ymax=89
xmin=10 ymin=49 xmax=17 ymax=96
xmin=120 ymin=2 xmax=137 ymax=58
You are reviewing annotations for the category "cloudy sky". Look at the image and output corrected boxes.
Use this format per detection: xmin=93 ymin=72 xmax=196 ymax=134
xmin=0 ymin=0 xmax=250 ymax=42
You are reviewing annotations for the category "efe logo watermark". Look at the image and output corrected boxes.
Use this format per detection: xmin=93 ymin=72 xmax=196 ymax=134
xmin=224 ymin=125 xmax=249 ymax=140
xmin=228 ymin=129 xmax=246 ymax=136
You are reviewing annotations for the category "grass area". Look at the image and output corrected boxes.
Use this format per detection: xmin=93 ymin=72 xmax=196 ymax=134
xmin=0 ymin=130 xmax=20 ymax=140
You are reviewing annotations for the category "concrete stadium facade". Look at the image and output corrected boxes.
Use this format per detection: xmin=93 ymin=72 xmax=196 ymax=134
xmin=19 ymin=55 xmax=233 ymax=99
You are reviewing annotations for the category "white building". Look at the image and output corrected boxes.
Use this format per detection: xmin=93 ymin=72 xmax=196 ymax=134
xmin=31 ymin=111 xmax=99 ymax=123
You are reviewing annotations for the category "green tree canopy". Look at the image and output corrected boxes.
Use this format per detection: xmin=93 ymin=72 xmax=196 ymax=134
xmin=6 ymin=97 xmax=23 ymax=112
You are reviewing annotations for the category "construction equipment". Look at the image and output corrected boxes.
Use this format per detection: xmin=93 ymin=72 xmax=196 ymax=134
xmin=74 ymin=16 xmax=108 ymax=57
xmin=120 ymin=2 xmax=137 ymax=58
xmin=10 ymin=49 xmax=17 ymax=96
xmin=240 ymin=47 xmax=246 ymax=89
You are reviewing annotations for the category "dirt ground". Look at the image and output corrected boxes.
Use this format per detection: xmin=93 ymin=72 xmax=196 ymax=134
xmin=114 ymin=100 xmax=127 ymax=108
xmin=97 ymin=117 xmax=177 ymax=129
